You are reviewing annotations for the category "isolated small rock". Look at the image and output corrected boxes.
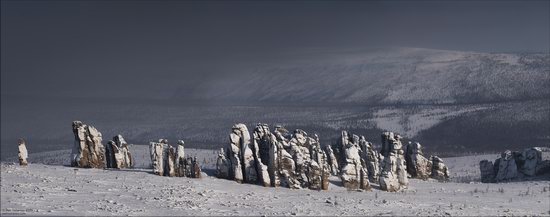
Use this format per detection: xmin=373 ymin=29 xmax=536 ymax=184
xmin=18 ymin=138 xmax=28 ymax=166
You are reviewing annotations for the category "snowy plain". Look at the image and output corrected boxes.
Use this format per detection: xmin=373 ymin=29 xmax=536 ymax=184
xmin=1 ymin=145 xmax=549 ymax=216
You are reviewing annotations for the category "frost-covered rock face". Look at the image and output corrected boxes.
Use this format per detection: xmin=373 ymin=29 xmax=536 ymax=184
xmin=289 ymin=129 xmax=313 ymax=188
xmin=216 ymin=148 xmax=230 ymax=179
xmin=166 ymin=145 xmax=176 ymax=177
xmin=176 ymin=141 xmax=186 ymax=177
xmin=228 ymin=123 xmax=249 ymax=183
xmin=480 ymin=147 xmax=549 ymax=182
xmin=338 ymin=131 xmax=370 ymax=191
xmin=218 ymin=124 xmax=329 ymax=190
xmin=252 ymin=124 xmax=273 ymax=187
xmin=431 ymin=156 xmax=450 ymax=181
xmin=325 ymin=145 xmax=339 ymax=176
xmin=379 ymin=132 xmax=408 ymax=192
xmin=273 ymin=126 xmax=298 ymax=188
xmin=321 ymin=151 xmax=331 ymax=190
xmin=405 ymin=142 xmax=432 ymax=180
xmin=360 ymin=137 xmax=380 ymax=183
xmin=536 ymin=160 xmax=550 ymax=176
xmin=149 ymin=139 xmax=199 ymax=178
xmin=18 ymin=138 xmax=28 ymax=166
xmin=520 ymin=147 xmax=542 ymax=176
xmin=71 ymin=121 xmax=106 ymax=168
xmin=106 ymin=135 xmax=133 ymax=169
xmin=192 ymin=156 xmax=202 ymax=178
xmin=149 ymin=140 xmax=167 ymax=176
xmin=495 ymin=150 xmax=518 ymax=182
xmin=479 ymin=160 xmax=495 ymax=183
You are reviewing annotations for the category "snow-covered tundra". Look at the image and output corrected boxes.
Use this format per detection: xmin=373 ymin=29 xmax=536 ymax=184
xmin=1 ymin=145 xmax=549 ymax=216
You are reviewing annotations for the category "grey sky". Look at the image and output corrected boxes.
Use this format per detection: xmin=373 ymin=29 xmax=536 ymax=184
xmin=1 ymin=0 xmax=549 ymax=99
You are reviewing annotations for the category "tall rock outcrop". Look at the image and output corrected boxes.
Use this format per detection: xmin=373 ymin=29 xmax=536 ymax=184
xmin=405 ymin=142 xmax=432 ymax=180
xmin=479 ymin=160 xmax=495 ymax=183
xmin=431 ymin=156 xmax=449 ymax=181
xmin=273 ymin=126 xmax=299 ymax=189
xmin=495 ymin=150 xmax=518 ymax=182
xmin=106 ymin=135 xmax=133 ymax=169
xmin=228 ymin=123 xmax=250 ymax=183
xmin=71 ymin=121 xmax=106 ymax=168
xmin=338 ymin=131 xmax=370 ymax=190
xmin=252 ymin=124 xmax=273 ymax=187
xmin=520 ymin=147 xmax=542 ymax=176
xmin=176 ymin=141 xmax=186 ymax=177
xmin=324 ymin=145 xmax=339 ymax=176
xmin=480 ymin=147 xmax=549 ymax=183
xmin=360 ymin=136 xmax=380 ymax=183
xmin=217 ymin=123 xmax=330 ymax=190
xmin=150 ymin=139 xmax=199 ymax=178
xmin=150 ymin=139 xmax=168 ymax=176
xmin=216 ymin=148 xmax=230 ymax=179
xmin=379 ymin=132 xmax=408 ymax=192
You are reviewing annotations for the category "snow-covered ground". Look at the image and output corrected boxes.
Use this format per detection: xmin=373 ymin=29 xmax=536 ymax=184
xmin=2 ymin=146 xmax=549 ymax=216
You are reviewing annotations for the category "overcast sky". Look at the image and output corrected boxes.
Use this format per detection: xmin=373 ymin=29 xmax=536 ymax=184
xmin=2 ymin=0 xmax=549 ymax=99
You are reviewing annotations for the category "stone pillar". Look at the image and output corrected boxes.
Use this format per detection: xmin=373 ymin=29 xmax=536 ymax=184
xmin=379 ymin=132 xmax=408 ymax=192
xmin=18 ymin=138 xmax=28 ymax=166
xmin=70 ymin=121 xmax=106 ymax=168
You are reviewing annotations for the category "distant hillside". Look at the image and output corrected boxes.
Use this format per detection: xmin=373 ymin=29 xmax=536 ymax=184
xmin=179 ymin=47 xmax=550 ymax=105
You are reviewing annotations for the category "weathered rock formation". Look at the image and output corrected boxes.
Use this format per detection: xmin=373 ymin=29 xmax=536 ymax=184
xmin=216 ymin=148 xmax=230 ymax=179
xmin=105 ymin=135 xmax=133 ymax=169
xmin=360 ymin=137 xmax=380 ymax=183
xmin=431 ymin=156 xmax=449 ymax=181
xmin=166 ymin=145 xmax=176 ymax=177
xmin=495 ymin=150 xmax=519 ymax=181
xmin=252 ymin=124 xmax=272 ymax=187
xmin=338 ymin=131 xmax=370 ymax=190
xmin=480 ymin=147 xmax=550 ymax=183
xmin=324 ymin=145 xmax=339 ymax=176
xmin=176 ymin=141 xmax=186 ymax=177
xmin=273 ymin=126 xmax=300 ymax=189
xmin=227 ymin=124 xmax=248 ymax=183
xmin=405 ymin=142 xmax=432 ymax=180
xmin=149 ymin=139 xmax=200 ymax=178
xmin=379 ymin=132 xmax=408 ymax=192
xmin=520 ymin=147 xmax=542 ymax=176
xmin=479 ymin=160 xmax=495 ymax=183
xmin=217 ymin=123 xmax=331 ymax=190
xmin=71 ymin=121 xmax=106 ymax=168
xmin=150 ymin=139 xmax=167 ymax=175
xmin=18 ymin=138 xmax=28 ymax=166
xmin=192 ymin=156 xmax=202 ymax=178
xmin=321 ymin=151 xmax=331 ymax=190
